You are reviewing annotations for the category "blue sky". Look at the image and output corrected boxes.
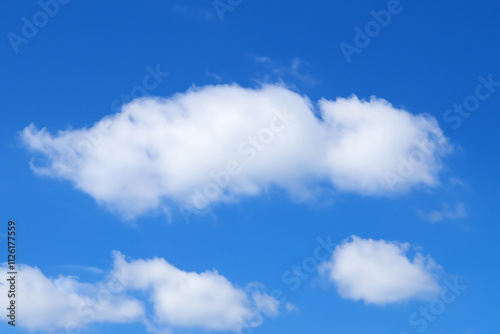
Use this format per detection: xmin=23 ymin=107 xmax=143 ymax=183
xmin=0 ymin=0 xmax=499 ymax=333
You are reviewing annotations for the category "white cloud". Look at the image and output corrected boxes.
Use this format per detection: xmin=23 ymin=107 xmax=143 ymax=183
xmin=22 ymin=84 xmax=451 ymax=218
xmin=111 ymin=251 xmax=277 ymax=332
xmin=0 ymin=264 xmax=144 ymax=332
xmin=419 ymin=202 xmax=467 ymax=222
xmin=284 ymin=302 xmax=298 ymax=312
xmin=319 ymin=236 xmax=441 ymax=305
xmin=0 ymin=252 xmax=279 ymax=333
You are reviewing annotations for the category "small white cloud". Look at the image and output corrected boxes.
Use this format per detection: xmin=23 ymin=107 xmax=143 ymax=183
xmin=284 ymin=302 xmax=299 ymax=312
xmin=22 ymin=84 xmax=451 ymax=219
xmin=419 ymin=202 xmax=467 ymax=222
xmin=319 ymin=236 xmax=441 ymax=305
xmin=253 ymin=55 xmax=273 ymax=64
xmin=0 ymin=252 xmax=280 ymax=333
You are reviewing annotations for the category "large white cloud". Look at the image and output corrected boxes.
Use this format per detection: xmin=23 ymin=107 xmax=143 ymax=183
xmin=21 ymin=84 xmax=451 ymax=218
xmin=0 ymin=252 xmax=279 ymax=333
xmin=319 ymin=236 xmax=441 ymax=305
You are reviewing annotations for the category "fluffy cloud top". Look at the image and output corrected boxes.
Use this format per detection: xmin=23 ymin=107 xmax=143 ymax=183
xmin=0 ymin=252 xmax=279 ymax=333
xmin=22 ymin=84 xmax=451 ymax=218
xmin=319 ymin=236 xmax=441 ymax=305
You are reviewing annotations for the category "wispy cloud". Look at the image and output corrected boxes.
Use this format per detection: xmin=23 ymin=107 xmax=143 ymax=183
xmin=449 ymin=177 xmax=464 ymax=187
xmin=205 ymin=70 xmax=224 ymax=82
xmin=173 ymin=5 xmax=216 ymax=21
xmin=54 ymin=265 xmax=106 ymax=275
xmin=252 ymin=55 xmax=317 ymax=86
xmin=419 ymin=202 xmax=467 ymax=222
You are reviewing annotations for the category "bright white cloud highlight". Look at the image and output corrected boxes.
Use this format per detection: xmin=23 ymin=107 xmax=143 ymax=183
xmin=0 ymin=252 xmax=279 ymax=333
xmin=22 ymin=84 xmax=451 ymax=218
xmin=319 ymin=236 xmax=441 ymax=305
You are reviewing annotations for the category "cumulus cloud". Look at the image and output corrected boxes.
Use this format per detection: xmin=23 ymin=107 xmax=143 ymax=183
xmin=21 ymin=84 xmax=451 ymax=218
xmin=0 ymin=263 xmax=144 ymax=332
xmin=319 ymin=236 xmax=441 ymax=305
xmin=111 ymin=251 xmax=279 ymax=332
xmin=0 ymin=252 xmax=279 ymax=333
xmin=418 ymin=201 xmax=467 ymax=222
